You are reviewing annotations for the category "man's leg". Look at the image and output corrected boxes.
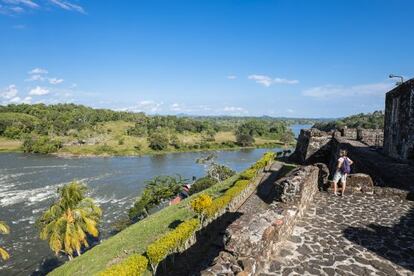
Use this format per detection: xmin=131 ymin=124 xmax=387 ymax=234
xmin=333 ymin=180 xmax=338 ymax=195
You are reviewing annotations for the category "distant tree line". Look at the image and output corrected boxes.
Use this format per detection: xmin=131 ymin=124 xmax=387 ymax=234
xmin=313 ymin=111 xmax=384 ymax=131
xmin=0 ymin=103 xmax=295 ymax=153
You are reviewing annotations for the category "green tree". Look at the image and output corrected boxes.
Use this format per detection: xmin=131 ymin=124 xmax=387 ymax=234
xmin=36 ymin=181 xmax=102 ymax=260
xmin=148 ymin=132 xmax=169 ymax=151
xmin=0 ymin=221 xmax=10 ymax=260
xmin=129 ymin=175 xmax=184 ymax=221
xmin=236 ymin=133 xmax=255 ymax=147
xmin=196 ymin=154 xmax=236 ymax=182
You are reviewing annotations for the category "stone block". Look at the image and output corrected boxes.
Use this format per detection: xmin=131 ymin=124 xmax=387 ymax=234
xmin=328 ymin=173 xmax=374 ymax=194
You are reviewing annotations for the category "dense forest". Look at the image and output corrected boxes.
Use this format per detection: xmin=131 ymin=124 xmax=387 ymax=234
xmin=0 ymin=103 xmax=300 ymax=155
xmin=313 ymin=111 xmax=384 ymax=131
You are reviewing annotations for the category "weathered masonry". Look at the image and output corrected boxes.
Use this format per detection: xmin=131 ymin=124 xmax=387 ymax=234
xmin=384 ymin=78 xmax=414 ymax=160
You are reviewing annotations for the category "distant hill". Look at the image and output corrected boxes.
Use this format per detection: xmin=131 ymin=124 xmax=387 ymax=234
xmin=313 ymin=111 xmax=384 ymax=131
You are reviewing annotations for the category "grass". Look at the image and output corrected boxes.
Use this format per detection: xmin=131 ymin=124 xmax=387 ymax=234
xmin=49 ymin=175 xmax=239 ymax=276
xmin=0 ymin=137 xmax=22 ymax=152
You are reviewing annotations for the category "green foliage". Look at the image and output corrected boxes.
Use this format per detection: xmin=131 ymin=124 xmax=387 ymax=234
xmin=235 ymin=120 xmax=290 ymax=140
xmin=22 ymin=135 xmax=62 ymax=154
xmin=0 ymin=112 xmax=39 ymax=139
xmin=99 ymin=254 xmax=148 ymax=276
xmin=146 ymin=218 xmax=200 ymax=272
xmin=314 ymin=111 xmax=384 ymax=131
xmin=189 ymin=177 xmax=218 ymax=195
xmin=36 ymin=181 xmax=102 ymax=259
xmin=169 ymin=134 xmax=182 ymax=149
xmin=148 ymin=131 xmax=169 ymax=151
xmin=235 ymin=132 xmax=255 ymax=147
xmin=197 ymin=154 xmax=236 ymax=182
xmin=239 ymin=168 xmax=257 ymax=180
xmin=129 ymin=176 xmax=184 ymax=221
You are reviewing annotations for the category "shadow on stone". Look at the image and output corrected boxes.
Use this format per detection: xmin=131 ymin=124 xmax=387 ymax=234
xmin=343 ymin=206 xmax=414 ymax=272
xmin=156 ymin=212 xmax=243 ymax=276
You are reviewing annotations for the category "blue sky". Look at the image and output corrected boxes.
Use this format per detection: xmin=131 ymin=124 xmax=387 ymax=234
xmin=0 ymin=0 xmax=413 ymax=118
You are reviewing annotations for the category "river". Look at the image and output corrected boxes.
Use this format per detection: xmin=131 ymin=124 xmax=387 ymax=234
xmin=0 ymin=124 xmax=310 ymax=275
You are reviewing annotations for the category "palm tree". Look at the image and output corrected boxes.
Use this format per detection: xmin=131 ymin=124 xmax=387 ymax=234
xmin=0 ymin=221 xmax=10 ymax=260
xmin=37 ymin=181 xmax=102 ymax=260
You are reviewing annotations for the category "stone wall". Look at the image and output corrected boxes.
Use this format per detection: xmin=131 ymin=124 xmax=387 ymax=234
xmin=384 ymin=78 xmax=414 ymax=160
xmin=290 ymin=128 xmax=332 ymax=164
xmin=357 ymin=128 xmax=384 ymax=147
xmin=340 ymin=126 xmax=358 ymax=140
xmin=202 ymin=165 xmax=320 ymax=275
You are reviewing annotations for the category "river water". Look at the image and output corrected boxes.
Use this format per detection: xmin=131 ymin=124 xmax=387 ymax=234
xmin=0 ymin=124 xmax=310 ymax=275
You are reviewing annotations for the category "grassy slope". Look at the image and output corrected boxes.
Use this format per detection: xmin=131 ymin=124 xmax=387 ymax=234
xmin=0 ymin=137 xmax=21 ymax=152
xmin=49 ymin=175 xmax=239 ymax=276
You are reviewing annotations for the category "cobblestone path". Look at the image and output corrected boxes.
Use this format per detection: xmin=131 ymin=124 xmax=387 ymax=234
xmin=258 ymin=193 xmax=414 ymax=276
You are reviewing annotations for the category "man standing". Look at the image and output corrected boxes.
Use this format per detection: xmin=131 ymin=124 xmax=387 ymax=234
xmin=333 ymin=149 xmax=353 ymax=196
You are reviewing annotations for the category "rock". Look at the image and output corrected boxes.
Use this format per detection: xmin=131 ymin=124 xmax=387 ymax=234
xmin=239 ymin=257 xmax=256 ymax=274
xmin=346 ymin=173 xmax=374 ymax=194
xmin=315 ymin=162 xmax=330 ymax=191
xmin=290 ymin=128 xmax=332 ymax=164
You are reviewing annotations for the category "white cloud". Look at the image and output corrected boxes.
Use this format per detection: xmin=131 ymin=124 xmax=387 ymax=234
xmin=2 ymin=0 xmax=39 ymax=8
xmin=287 ymin=108 xmax=294 ymax=113
xmin=248 ymin=75 xmax=273 ymax=87
xmin=29 ymin=86 xmax=50 ymax=96
xmin=227 ymin=75 xmax=237 ymax=80
xmin=25 ymin=74 xmax=45 ymax=82
xmin=170 ymin=103 xmax=181 ymax=112
xmin=48 ymin=78 xmax=64 ymax=84
xmin=248 ymin=74 xmax=299 ymax=87
xmin=49 ymin=0 xmax=85 ymax=14
xmin=273 ymin=78 xmax=299 ymax=84
xmin=303 ymin=82 xmax=394 ymax=98
xmin=120 ymin=100 xmax=164 ymax=113
xmin=223 ymin=106 xmax=248 ymax=115
xmin=0 ymin=84 xmax=18 ymax=99
xmin=29 ymin=67 xmax=48 ymax=75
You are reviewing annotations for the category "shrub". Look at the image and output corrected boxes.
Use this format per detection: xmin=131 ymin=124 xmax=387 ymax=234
xmin=22 ymin=135 xmax=62 ymax=154
xmin=129 ymin=175 xmax=184 ymax=221
xmin=204 ymin=195 xmax=232 ymax=218
xmin=190 ymin=194 xmax=212 ymax=220
xmin=189 ymin=177 xmax=218 ymax=195
xmin=239 ymin=169 xmax=256 ymax=180
xmin=146 ymin=218 xmax=200 ymax=272
xmin=236 ymin=133 xmax=255 ymax=147
xmin=3 ymin=125 xmax=23 ymax=139
xmin=96 ymin=144 xmax=115 ymax=154
xmin=148 ymin=132 xmax=169 ymax=151
xmin=99 ymin=254 xmax=148 ymax=276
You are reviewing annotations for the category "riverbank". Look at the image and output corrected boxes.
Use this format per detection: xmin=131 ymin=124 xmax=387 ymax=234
xmin=0 ymin=135 xmax=293 ymax=157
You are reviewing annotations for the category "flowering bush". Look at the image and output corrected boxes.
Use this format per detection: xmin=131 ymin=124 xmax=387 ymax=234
xmin=190 ymin=194 xmax=213 ymax=219
xmin=99 ymin=254 xmax=148 ymax=276
xmin=146 ymin=218 xmax=200 ymax=272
